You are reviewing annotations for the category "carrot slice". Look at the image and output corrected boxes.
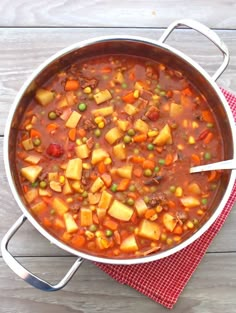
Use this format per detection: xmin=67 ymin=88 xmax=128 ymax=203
xmin=122 ymin=91 xmax=136 ymax=104
xmin=182 ymin=87 xmax=192 ymax=96
xmin=97 ymin=161 xmax=107 ymax=174
xmin=191 ymin=153 xmax=201 ymax=166
xmin=117 ymin=179 xmax=130 ymax=191
xmin=165 ymin=153 xmax=173 ymax=166
xmin=127 ymin=192 xmax=138 ymax=200
xmin=145 ymin=209 xmax=156 ymax=219
xmin=133 ymin=167 xmax=142 ymax=177
xmin=142 ymin=159 xmax=156 ymax=170
xmin=203 ymin=132 xmax=213 ymax=144
xmin=101 ymin=173 xmax=112 ymax=187
xmin=46 ymin=123 xmax=59 ymax=133
xmin=133 ymin=134 xmax=147 ymax=143
xmin=43 ymin=218 xmax=52 ymax=228
xmin=173 ymin=225 xmax=183 ymax=235
xmin=168 ymin=200 xmax=176 ymax=209
xmin=130 ymin=155 xmax=145 ymax=163
xmin=208 ymin=170 xmax=217 ymax=182
xmin=78 ymin=128 xmax=86 ymax=137
xmin=71 ymin=235 xmax=86 ymax=248
xmin=64 ymin=79 xmax=79 ymax=91
xmin=30 ymin=129 xmax=41 ymax=138
xmin=101 ymin=67 xmax=112 ymax=73
xmin=202 ymin=110 xmax=214 ymax=123
xmin=103 ymin=218 xmax=118 ymax=231
xmin=131 ymin=211 xmax=138 ymax=224
xmin=68 ymin=128 xmax=76 ymax=141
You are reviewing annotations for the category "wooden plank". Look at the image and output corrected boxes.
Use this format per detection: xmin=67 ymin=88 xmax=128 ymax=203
xmin=0 ymin=254 xmax=236 ymax=313
xmin=0 ymin=133 xmax=235 ymax=256
xmin=0 ymin=0 xmax=236 ymax=28
xmin=0 ymin=28 xmax=236 ymax=134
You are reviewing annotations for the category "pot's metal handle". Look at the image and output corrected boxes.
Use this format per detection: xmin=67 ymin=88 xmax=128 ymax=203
xmin=159 ymin=19 xmax=229 ymax=81
xmin=1 ymin=215 xmax=83 ymax=291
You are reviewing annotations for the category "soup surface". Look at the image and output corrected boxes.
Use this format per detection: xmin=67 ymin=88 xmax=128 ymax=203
xmin=16 ymin=55 xmax=223 ymax=258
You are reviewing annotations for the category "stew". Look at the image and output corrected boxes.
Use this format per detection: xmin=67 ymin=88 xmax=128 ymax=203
xmin=15 ymin=55 xmax=223 ymax=258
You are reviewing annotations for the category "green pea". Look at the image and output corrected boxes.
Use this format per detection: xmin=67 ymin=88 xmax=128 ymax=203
xmin=110 ymin=183 xmax=118 ymax=192
xmin=169 ymin=185 xmax=176 ymax=193
xmin=89 ymin=224 xmax=97 ymax=232
xmin=39 ymin=181 xmax=47 ymax=189
xmin=204 ymin=152 xmax=212 ymax=160
xmin=95 ymin=143 xmax=100 ymax=149
xmin=123 ymin=135 xmax=132 ymax=144
xmin=166 ymin=238 xmax=173 ymax=245
xmin=144 ymin=169 xmax=152 ymax=177
xmin=144 ymin=196 xmax=150 ymax=204
xmin=129 ymin=185 xmax=136 ymax=192
xmin=31 ymin=181 xmax=38 ymax=188
xmin=160 ymin=91 xmax=166 ymax=96
xmin=154 ymin=88 xmax=160 ymax=94
xmin=192 ymin=218 xmax=199 ymax=226
xmin=154 ymin=166 xmax=160 ymax=173
xmin=158 ymin=159 xmax=165 ymax=165
xmin=127 ymin=129 xmax=135 ymax=136
xmin=147 ymin=143 xmax=154 ymax=151
xmin=82 ymin=137 xmax=87 ymax=143
xmin=82 ymin=191 xmax=88 ymax=198
xmin=94 ymin=129 xmax=101 ymax=137
xmin=48 ymin=111 xmax=57 ymax=120
xmin=105 ymin=229 xmax=113 ymax=237
xmin=207 ymin=123 xmax=214 ymax=128
xmin=127 ymin=198 xmax=134 ymax=206
xmin=150 ymin=186 xmax=157 ymax=193
xmin=33 ymin=138 xmax=41 ymax=146
xmin=121 ymin=83 xmax=128 ymax=89
xmin=161 ymin=233 xmax=167 ymax=241
xmin=78 ymin=103 xmax=87 ymax=112
xmin=201 ymin=198 xmax=208 ymax=205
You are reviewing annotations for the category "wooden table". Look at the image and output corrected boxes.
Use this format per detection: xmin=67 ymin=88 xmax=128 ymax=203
xmin=1 ymin=1 xmax=236 ymax=312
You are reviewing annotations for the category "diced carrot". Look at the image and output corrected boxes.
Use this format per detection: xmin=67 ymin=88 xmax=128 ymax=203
xmin=203 ymin=132 xmax=213 ymax=144
xmin=90 ymin=172 xmax=98 ymax=180
xmin=23 ymin=185 xmax=28 ymax=193
xmin=165 ymin=153 xmax=173 ymax=166
xmin=156 ymin=146 xmax=163 ymax=153
xmin=136 ymin=80 xmax=149 ymax=89
xmin=208 ymin=170 xmax=217 ymax=182
xmin=202 ymin=110 xmax=214 ymax=123
xmin=93 ymin=214 xmax=99 ymax=224
xmin=122 ymin=91 xmax=136 ymax=104
xmin=101 ymin=173 xmax=112 ymax=187
xmin=43 ymin=218 xmax=52 ymax=227
xmin=131 ymin=212 xmax=138 ymax=224
xmin=144 ymin=209 xmax=156 ymax=219
xmin=133 ymin=134 xmax=147 ymax=143
xmin=182 ymin=87 xmax=192 ymax=96
xmin=64 ymin=79 xmax=80 ymax=91
xmin=68 ymin=128 xmax=77 ymax=141
xmin=71 ymin=235 xmax=86 ymax=248
xmin=103 ymin=218 xmax=118 ymax=231
xmin=30 ymin=129 xmax=41 ymax=138
xmin=197 ymin=129 xmax=210 ymax=141
xmin=46 ymin=123 xmax=59 ymax=133
xmin=101 ymin=67 xmax=112 ymax=73
xmin=173 ymin=225 xmax=183 ymax=235
xmin=117 ymin=179 xmax=130 ymax=191
xmin=142 ymin=159 xmax=156 ymax=170
xmin=129 ymin=71 xmax=135 ymax=81
xmin=97 ymin=161 xmax=107 ymax=175
xmin=78 ymin=128 xmax=86 ymax=137
xmin=191 ymin=153 xmax=201 ymax=166
xmin=133 ymin=167 xmax=142 ymax=177
xmin=130 ymin=155 xmax=145 ymax=163
xmin=42 ymin=197 xmax=52 ymax=205
xmin=168 ymin=200 xmax=176 ymax=209
xmin=127 ymin=192 xmax=138 ymax=200
xmin=114 ymin=231 xmax=121 ymax=245
xmin=113 ymin=248 xmax=121 ymax=256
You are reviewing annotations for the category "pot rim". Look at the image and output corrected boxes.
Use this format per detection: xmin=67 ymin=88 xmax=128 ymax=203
xmin=4 ymin=35 xmax=236 ymax=265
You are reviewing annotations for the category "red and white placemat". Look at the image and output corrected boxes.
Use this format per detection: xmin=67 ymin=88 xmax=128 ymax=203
xmin=96 ymin=88 xmax=236 ymax=309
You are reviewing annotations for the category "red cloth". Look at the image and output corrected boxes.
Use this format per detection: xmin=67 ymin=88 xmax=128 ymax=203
xmin=96 ymin=88 xmax=236 ymax=309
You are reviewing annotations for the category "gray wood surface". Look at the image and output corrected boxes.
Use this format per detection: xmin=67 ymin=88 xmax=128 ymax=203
xmin=0 ymin=1 xmax=236 ymax=312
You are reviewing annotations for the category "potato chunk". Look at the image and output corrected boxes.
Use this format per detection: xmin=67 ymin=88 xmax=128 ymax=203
xmin=138 ymin=219 xmax=160 ymax=240
xmin=120 ymin=234 xmax=138 ymax=252
xmin=153 ymin=124 xmax=172 ymax=146
xmin=124 ymin=104 xmax=138 ymax=115
xmin=117 ymin=120 xmax=129 ymax=131
xmin=90 ymin=177 xmax=104 ymax=193
xmin=35 ymin=88 xmax=55 ymax=106
xmin=75 ymin=144 xmax=90 ymax=159
xmin=116 ymin=165 xmax=133 ymax=179
xmin=22 ymin=138 xmax=34 ymax=151
xmin=134 ymin=119 xmax=149 ymax=134
xmin=65 ymin=158 xmax=82 ymax=180
xmin=64 ymin=213 xmax=79 ymax=233
xmin=25 ymin=189 xmax=38 ymax=203
xmin=113 ymin=143 xmax=126 ymax=160
xmin=94 ymin=89 xmax=112 ymax=104
xmin=98 ymin=190 xmax=113 ymax=209
xmin=170 ymin=102 xmax=183 ymax=118
xmin=80 ymin=208 xmax=93 ymax=226
xmin=105 ymin=127 xmax=123 ymax=145
xmin=135 ymin=198 xmax=148 ymax=217
xmin=21 ymin=165 xmax=42 ymax=183
xmin=52 ymin=198 xmax=68 ymax=216
xmin=65 ymin=111 xmax=81 ymax=128
xmin=180 ymin=196 xmax=200 ymax=208
xmin=163 ymin=213 xmax=177 ymax=232
xmin=91 ymin=148 xmax=109 ymax=165
xmin=108 ymin=200 xmax=134 ymax=221
xmin=92 ymin=106 xmax=114 ymax=117
xmin=24 ymin=155 xmax=41 ymax=165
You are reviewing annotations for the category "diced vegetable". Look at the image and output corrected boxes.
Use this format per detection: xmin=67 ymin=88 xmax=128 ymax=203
xmin=108 ymin=200 xmax=134 ymax=221
xmin=91 ymin=148 xmax=109 ymax=165
xmin=180 ymin=196 xmax=201 ymax=208
xmin=21 ymin=165 xmax=42 ymax=183
xmin=48 ymin=172 xmax=59 ymax=181
xmin=92 ymin=106 xmax=114 ymax=117
xmin=65 ymin=158 xmax=83 ymax=180
xmin=49 ymin=181 xmax=62 ymax=192
xmin=94 ymin=89 xmax=112 ymax=104
xmin=75 ymin=144 xmax=90 ymax=159
xmin=153 ymin=124 xmax=172 ymax=146
xmin=71 ymin=181 xmax=84 ymax=193
xmin=116 ymin=165 xmax=133 ymax=179
xmin=65 ymin=111 xmax=81 ymax=128
xmin=22 ymin=138 xmax=34 ymax=151
xmin=105 ymin=127 xmax=124 ymax=145
xmin=64 ymin=213 xmax=79 ymax=233
xmin=134 ymin=119 xmax=149 ymax=134
xmin=135 ymin=198 xmax=148 ymax=217
xmin=138 ymin=219 xmax=160 ymax=240
xmin=25 ymin=189 xmax=38 ymax=203
xmin=80 ymin=208 xmax=93 ymax=226
xmin=24 ymin=155 xmax=41 ymax=165
xmin=163 ymin=213 xmax=177 ymax=232
xmin=113 ymin=143 xmax=126 ymax=160
xmin=96 ymin=208 xmax=107 ymax=221
xmin=117 ymin=120 xmax=129 ymax=131
xmin=35 ymin=88 xmax=55 ymax=106
xmin=90 ymin=177 xmax=105 ymax=193
xmin=170 ymin=102 xmax=183 ymax=117
xmin=120 ymin=234 xmax=138 ymax=252
xmin=124 ymin=104 xmax=138 ymax=115
xmin=39 ymin=189 xmax=52 ymax=197
xmin=88 ymin=193 xmax=101 ymax=205
xmin=52 ymin=198 xmax=69 ymax=215
xmin=113 ymin=71 xmax=124 ymax=84
xmin=31 ymin=201 xmax=47 ymax=213
xmin=98 ymin=190 xmax=113 ymax=209
xmin=187 ymin=183 xmax=201 ymax=195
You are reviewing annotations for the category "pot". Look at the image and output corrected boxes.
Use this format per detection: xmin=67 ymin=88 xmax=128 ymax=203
xmin=1 ymin=19 xmax=236 ymax=291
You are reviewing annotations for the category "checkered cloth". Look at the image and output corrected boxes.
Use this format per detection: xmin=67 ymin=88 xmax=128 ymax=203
xmin=96 ymin=88 xmax=236 ymax=309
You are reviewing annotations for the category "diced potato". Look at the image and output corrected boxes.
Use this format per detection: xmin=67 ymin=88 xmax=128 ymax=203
xmin=116 ymin=165 xmax=133 ymax=179
xmin=65 ymin=158 xmax=83 ymax=180
xmin=80 ymin=208 xmax=93 ymax=226
xmin=65 ymin=111 xmax=81 ymax=128
xmin=25 ymin=189 xmax=38 ymax=203
xmin=63 ymin=179 xmax=73 ymax=195
xmin=138 ymin=219 xmax=160 ymax=241
xmin=54 ymin=218 xmax=65 ymax=229
xmin=113 ymin=143 xmax=126 ymax=160
xmin=88 ymin=192 xmax=101 ymax=205
xmin=163 ymin=213 xmax=177 ymax=232
xmin=120 ymin=234 xmax=138 ymax=252
xmin=124 ymin=103 xmax=138 ymax=115
xmin=187 ymin=183 xmax=202 ymax=195
xmin=94 ymin=89 xmax=112 ymax=104
xmin=22 ymin=138 xmax=34 ymax=151
xmin=57 ymin=95 xmax=69 ymax=108
xmin=21 ymin=165 xmax=42 ymax=183
xmin=98 ymin=190 xmax=113 ymax=210
xmin=134 ymin=119 xmax=149 ymax=134
xmin=49 ymin=181 xmax=62 ymax=192
xmin=35 ymin=88 xmax=55 ymax=106
xmin=92 ymin=106 xmax=114 ymax=117
xmin=108 ymin=200 xmax=134 ymax=221
xmin=48 ymin=172 xmax=59 ymax=181
xmin=170 ymin=102 xmax=183 ymax=118
xmin=113 ymin=71 xmax=124 ymax=84
xmin=96 ymin=208 xmax=107 ymax=221
xmin=180 ymin=196 xmax=201 ymax=208
xmin=135 ymin=198 xmax=148 ymax=217
xmin=134 ymin=81 xmax=145 ymax=91
xmin=117 ymin=120 xmax=129 ymax=131
xmin=64 ymin=213 xmax=79 ymax=233
xmin=75 ymin=144 xmax=90 ymax=159
xmin=24 ymin=155 xmax=41 ymax=165
xmin=71 ymin=181 xmax=84 ymax=193
xmin=105 ymin=127 xmax=123 ymax=145
xmin=31 ymin=201 xmax=47 ymax=213
xmin=96 ymin=237 xmax=110 ymax=250
xmin=91 ymin=148 xmax=109 ymax=165
xmin=90 ymin=177 xmax=104 ymax=193
xmin=52 ymin=197 xmax=69 ymax=216
xmin=39 ymin=189 xmax=52 ymax=197
xmin=153 ymin=124 xmax=172 ymax=146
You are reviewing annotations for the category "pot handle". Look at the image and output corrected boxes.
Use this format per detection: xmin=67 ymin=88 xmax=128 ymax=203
xmin=159 ymin=19 xmax=229 ymax=81
xmin=1 ymin=215 xmax=83 ymax=291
